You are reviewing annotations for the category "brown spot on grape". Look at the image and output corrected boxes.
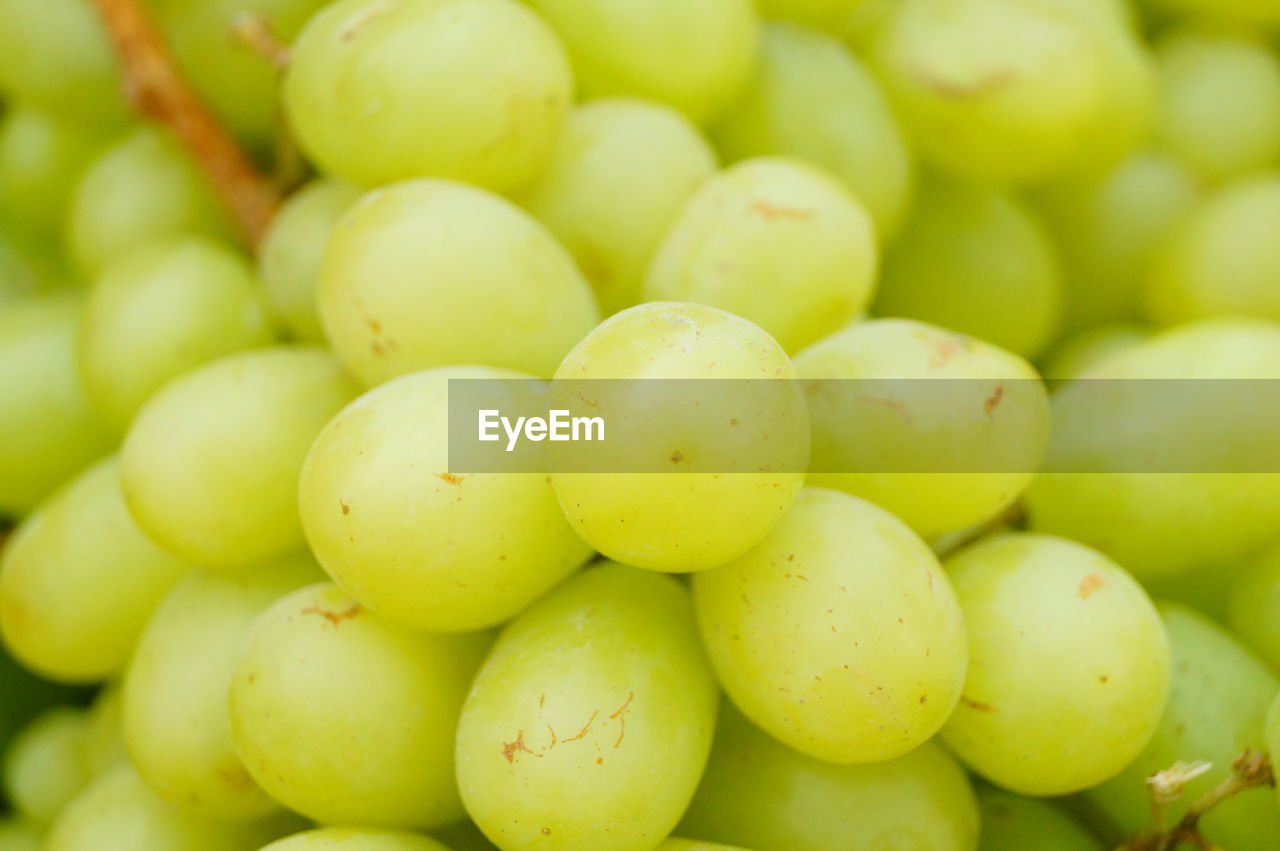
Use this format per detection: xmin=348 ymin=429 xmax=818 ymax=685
xmin=750 ymin=200 xmax=814 ymax=221
xmin=302 ymin=604 xmax=361 ymax=626
xmin=561 ymin=710 xmax=598 ymax=744
xmin=502 ymin=731 xmax=540 ymax=764
xmin=670 ymin=451 xmax=685 ymax=464
xmin=339 ymin=500 xmax=350 ymax=515
xmin=920 ymin=694 xmax=928 ymax=704
xmin=1099 ymin=674 xmax=1109 ymax=683
xmin=960 ymin=696 xmax=996 ymax=712
xmin=984 ymin=384 xmax=1004 ymax=417
xmin=1078 ymin=573 xmax=1104 ymax=599
xmin=541 ymin=828 xmax=551 ymax=836
xmin=435 ymin=472 xmax=468 ymax=486
xmin=610 ymin=692 xmax=634 ymax=749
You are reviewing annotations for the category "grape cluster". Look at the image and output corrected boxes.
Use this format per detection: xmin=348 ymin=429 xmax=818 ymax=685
xmin=1 ymin=0 xmax=1280 ymax=850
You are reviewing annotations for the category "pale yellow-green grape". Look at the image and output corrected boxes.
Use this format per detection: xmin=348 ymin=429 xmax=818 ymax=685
xmin=258 ymin=179 xmax=361 ymax=342
xmin=794 ymin=318 xmax=1049 ymax=538
xmin=230 ymin=583 xmax=486 ymax=828
xmin=457 ymin=564 xmax=719 ymax=850
xmin=319 ymin=179 xmax=599 ymax=385
xmin=518 ymin=98 xmax=717 ymax=315
xmin=1228 ymin=544 xmax=1280 ymax=670
xmin=0 ymin=817 xmax=41 ymax=851
xmin=1027 ymin=318 xmax=1280 ymax=580
xmin=79 ymin=236 xmax=274 ymax=431
xmin=941 ymin=533 xmax=1169 ymax=795
xmin=44 ymin=764 xmax=301 ymax=851
xmin=123 ymin=555 xmax=322 ymax=820
xmin=1039 ymin=323 xmax=1152 ymax=384
xmin=1085 ymin=604 xmax=1280 ymax=850
xmin=67 ymin=126 xmax=234 ymax=275
xmin=758 ymin=0 xmax=868 ymax=30
xmin=1153 ymin=29 xmax=1280 ymax=181
xmin=299 ymin=366 xmax=591 ymax=632
xmin=694 ymin=488 xmax=966 ymax=763
xmin=870 ymin=0 xmax=1151 ymax=185
xmin=0 ymin=0 xmax=125 ymax=125
xmin=711 ymin=22 xmax=914 ymax=241
xmin=1144 ymin=174 xmax=1280 ymax=327
xmin=873 ymin=177 xmax=1062 ymax=358
xmin=680 ymin=703 xmax=979 ymax=850
xmin=3 ymin=708 xmax=91 ymax=824
xmin=643 ymin=157 xmax=877 ymax=353
xmin=284 ymin=0 xmax=571 ymax=191
xmin=1033 ymin=153 xmax=1199 ymax=333
xmin=150 ymin=0 xmax=327 ymax=148
xmin=83 ymin=684 xmax=126 ymax=777
xmin=1147 ymin=0 xmax=1280 ymax=37
xmin=0 ymin=107 xmax=101 ymax=240
xmin=0 ymin=294 xmax=114 ymax=516
xmin=0 ymin=457 xmax=189 ymax=681
xmin=120 ymin=347 xmax=358 ymax=566
xmin=549 ymin=303 xmax=807 ymax=572
xmin=975 ymin=786 xmax=1101 ymax=851
xmin=525 ymin=0 xmax=758 ymax=123
xmin=260 ymin=828 xmax=451 ymax=851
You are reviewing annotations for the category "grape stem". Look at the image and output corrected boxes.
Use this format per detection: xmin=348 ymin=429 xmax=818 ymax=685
xmin=88 ymin=0 xmax=281 ymax=246
xmin=1119 ymin=749 xmax=1275 ymax=851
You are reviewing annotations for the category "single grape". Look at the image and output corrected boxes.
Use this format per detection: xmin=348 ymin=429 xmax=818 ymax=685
xmin=457 ymin=564 xmax=719 ymax=850
xmin=518 ymin=97 xmax=717 ymax=315
xmin=122 ymin=555 xmax=322 ymax=820
xmin=795 ymin=318 xmax=1049 ymax=539
xmin=67 ymin=127 xmax=234 ymax=275
xmin=78 ymin=236 xmax=274 ymax=431
xmin=318 ymin=179 xmax=599 ymax=385
xmin=694 ymin=488 xmax=967 ymax=763
xmin=940 ymin=533 xmax=1169 ymax=795
xmin=643 ymin=157 xmax=878 ymax=353
xmin=0 ymin=293 xmax=114 ymax=516
xmin=679 ymin=702 xmax=980 ymax=850
xmin=1227 ymin=543 xmax=1280 ymax=671
xmin=1084 ymin=604 xmax=1280 ymax=850
xmin=230 ymin=583 xmax=487 ymax=828
xmin=120 ymin=346 xmax=358 ymax=567
xmin=259 ymin=828 xmax=451 ymax=851
xmin=300 ymin=366 xmax=591 ymax=632
xmin=525 ymin=0 xmax=759 ymax=123
xmin=284 ymin=0 xmax=572 ymax=192
xmin=2 ymin=708 xmax=91 ymax=824
xmin=711 ymin=22 xmax=914 ymax=241
xmin=549 ymin=302 xmax=807 ymax=572
xmin=258 ymin=179 xmax=361 ymax=342
xmin=975 ymin=785 xmax=1101 ymax=851
xmin=0 ymin=107 xmax=102 ymax=240
xmin=0 ymin=457 xmax=189 ymax=682
xmin=873 ymin=176 xmax=1062 ymax=358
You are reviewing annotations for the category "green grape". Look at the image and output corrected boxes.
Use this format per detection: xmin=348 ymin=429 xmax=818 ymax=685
xmin=524 ymin=0 xmax=758 ymax=124
xmin=0 ymin=817 xmax=41 ymax=851
xmin=1038 ymin=322 xmax=1151 ymax=384
xmin=757 ymin=0 xmax=868 ymax=30
xmin=83 ymin=683 xmax=126 ymax=777
xmin=975 ymin=786 xmax=1101 ymax=851
xmin=549 ymin=302 xmax=807 ymax=572
xmin=284 ymin=0 xmax=571 ymax=192
xmin=873 ymin=176 xmax=1062 ymax=358
xmin=693 ymin=488 xmax=966 ymax=763
xmin=643 ymin=157 xmax=877 ymax=353
xmin=3 ymin=707 xmax=91 ymax=824
xmin=1033 ymin=153 xmax=1200 ymax=333
xmin=299 ymin=366 xmax=591 ymax=632
xmin=457 ymin=564 xmax=718 ymax=850
xmin=67 ymin=126 xmax=234 ymax=275
xmin=120 ymin=346 xmax=358 ymax=567
xmin=1153 ymin=29 xmax=1280 ymax=181
xmin=1026 ymin=318 xmax=1280 ymax=580
xmin=0 ymin=107 xmax=102 ymax=240
xmin=1227 ymin=543 xmax=1280 ymax=672
xmin=711 ymin=22 xmax=914 ymax=242
xmin=1085 ymin=604 xmax=1280 ymax=850
xmin=679 ymin=703 xmax=979 ymax=850
xmin=0 ymin=0 xmax=125 ymax=125
xmin=44 ymin=764 xmax=301 ymax=851
xmin=319 ymin=179 xmax=599 ymax=386
xmin=795 ymin=318 xmax=1049 ymax=539
xmin=0 ymin=294 xmax=114 ymax=516
xmin=870 ymin=0 xmax=1151 ymax=185
xmin=518 ymin=97 xmax=717 ymax=315
xmin=940 ymin=533 xmax=1169 ymax=795
xmin=258 ymin=179 xmax=361 ymax=342
xmin=230 ymin=583 xmax=487 ymax=828
xmin=123 ymin=555 xmax=322 ymax=819
xmin=79 ymin=236 xmax=274 ymax=430
xmin=0 ymin=457 xmax=188 ymax=682
xmin=260 ymin=828 xmax=451 ymax=851
xmin=1144 ymin=174 xmax=1280 ymax=327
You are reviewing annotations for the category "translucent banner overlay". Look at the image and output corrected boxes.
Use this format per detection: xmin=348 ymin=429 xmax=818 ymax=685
xmin=446 ymin=378 xmax=1280 ymax=473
